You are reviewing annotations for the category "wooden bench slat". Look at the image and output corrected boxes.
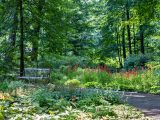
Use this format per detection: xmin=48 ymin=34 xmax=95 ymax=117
xmin=18 ymin=77 xmax=49 ymax=79
xmin=17 ymin=68 xmax=51 ymax=82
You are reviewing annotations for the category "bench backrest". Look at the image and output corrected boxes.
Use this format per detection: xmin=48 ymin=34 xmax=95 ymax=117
xmin=23 ymin=68 xmax=51 ymax=78
xmin=17 ymin=68 xmax=51 ymax=81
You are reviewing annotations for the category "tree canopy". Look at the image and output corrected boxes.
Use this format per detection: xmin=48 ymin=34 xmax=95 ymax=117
xmin=0 ymin=0 xmax=160 ymax=75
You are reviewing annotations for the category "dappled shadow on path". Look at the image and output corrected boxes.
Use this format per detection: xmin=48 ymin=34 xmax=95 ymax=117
xmin=121 ymin=92 xmax=160 ymax=120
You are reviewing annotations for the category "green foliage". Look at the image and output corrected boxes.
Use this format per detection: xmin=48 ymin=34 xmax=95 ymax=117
xmin=80 ymin=70 xmax=98 ymax=83
xmin=50 ymin=71 xmax=65 ymax=82
xmin=107 ymin=70 xmax=160 ymax=94
xmin=30 ymin=89 xmax=53 ymax=107
xmin=97 ymin=71 xmax=111 ymax=85
xmin=77 ymin=94 xmax=117 ymax=118
xmin=124 ymin=54 xmax=149 ymax=69
xmin=84 ymin=82 xmax=102 ymax=88
xmin=51 ymin=99 xmax=70 ymax=112
xmin=8 ymin=81 xmax=25 ymax=90
xmin=0 ymin=82 xmax=9 ymax=92
xmin=64 ymin=79 xmax=81 ymax=88
xmin=150 ymin=86 xmax=160 ymax=94
xmin=92 ymin=106 xmax=116 ymax=118
xmin=0 ymin=86 xmax=147 ymax=120
xmin=0 ymin=112 xmax=4 ymax=120
xmin=39 ymin=56 xmax=89 ymax=69
xmin=78 ymin=70 xmax=112 ymax=86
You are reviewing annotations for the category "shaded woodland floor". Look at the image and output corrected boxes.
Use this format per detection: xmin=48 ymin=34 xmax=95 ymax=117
xmin=121 ymin=92 xmax=160 ymax=120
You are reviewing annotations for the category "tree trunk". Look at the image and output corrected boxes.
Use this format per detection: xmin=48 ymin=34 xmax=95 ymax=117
xmin=122 ymin=27 xmax=126 ymax=59
xmin=4 ymin=0 xmax=18 ymax=64
xmin=10 ymin=0 xmax=18 ymax=46
xmin=133 ymin=24 xmax=136 ymax=54
xmin=20 ymin=0 xmax=24 ymax=76
xmin=31 ymin=0 xmax=45 ymax=62
xmin=126 ymin=0 xmax=132 ymax=55
xmin=140 ymin=25 xmax=145 ymax=54
xmin=116 ymin=28 xmax=123 ymax=68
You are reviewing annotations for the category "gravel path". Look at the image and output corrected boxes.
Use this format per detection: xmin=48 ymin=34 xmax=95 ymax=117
xmin=121 ymin=92 xmax=160 ymax=120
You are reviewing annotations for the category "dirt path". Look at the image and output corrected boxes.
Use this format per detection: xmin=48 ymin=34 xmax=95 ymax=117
xmin=121 ymin=92 xmax=160 ymax=120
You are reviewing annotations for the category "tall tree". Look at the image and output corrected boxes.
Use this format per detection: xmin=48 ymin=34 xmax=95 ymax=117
xmin=19 ymin=0 xmax=24 ymax=76
xmin=126 ymin=0 xmax=132 ymax=54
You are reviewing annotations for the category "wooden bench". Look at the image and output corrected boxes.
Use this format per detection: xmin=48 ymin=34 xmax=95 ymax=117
xmin=18 ymin=68 xmax=51 ymax=83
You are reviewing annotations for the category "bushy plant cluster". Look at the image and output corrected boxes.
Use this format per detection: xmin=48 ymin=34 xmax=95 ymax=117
xmin=54 ymin=64 xmax=160 ymax=94
xmin=0 ymin=82 xmax=149 ymax=120
xmin=38 ymin=55 xmax=89 ymax=69
xmin=107 ymin=70 xmax=160 ymax=94
xmin=0 ymin=81 xmax=26 ymax=96
xmin=124 ymin=54 xmax=150 ymax=69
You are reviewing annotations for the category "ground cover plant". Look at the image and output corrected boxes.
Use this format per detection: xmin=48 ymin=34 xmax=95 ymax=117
xmin=0 ymin=81 xmax=151 ymax=120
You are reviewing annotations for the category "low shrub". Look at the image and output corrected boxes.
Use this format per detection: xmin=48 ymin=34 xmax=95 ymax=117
xmin=8 ymin=81 xmax=25 ymax=90
xmin=150 ymin=86 xmax=160 ymax=94
xmin=107 ymin=70 xmax=160 ymax=93
xmin=80 ymin=70 xmax=98 ymax=83
xmin=0 ymin=82 xmax=9 ymax=92
xmin=64 ymin=79 xmax=81 ymax=88
xmin=30 ymin=89 xmax=53 ymax=107
xmin=84 ymin=82 xmax=102 ymax=88
xmin=76 ymin=94 xmax=117 ymax=118
xmin=97 ymin=71 xmax=111 ymax=85
xmin=0 ymin=112 xmax=4 ymax=120
xmin=124 ymin=54 xmax=149 ymax=69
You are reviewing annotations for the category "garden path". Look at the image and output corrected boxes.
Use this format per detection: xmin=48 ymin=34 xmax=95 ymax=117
xmin=121 ymin=92 xmax=160 ymax=120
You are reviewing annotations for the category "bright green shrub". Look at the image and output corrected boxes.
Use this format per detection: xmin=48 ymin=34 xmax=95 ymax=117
xmin=150 ymin=86 xmax=160 ymax=94
xmin=51 ymin=71 xmax=65 ymax=81
xmin=0 ymin=112 xmax=4 ymax=120
xmin=64 ymin=79 xmax=81 ymax=88
xmin=51 ymin=99 xmax=70 ymax=112
xmin=65 ymin=70 xmax=79 ymax=79
xmin=77 ymin=94 xmax=117 ymax=118
xmin=92 ymin=106 xmax=117 ymax=118
xmin=97 ymin=71 xmax=111 ymax=85
xmin=107 ymin=70 xmax=160 ymax=93
xmin=84 ymin=82 xmax=102 ymax=88
xmin=80 ymin=71 xmax=98 ymax=83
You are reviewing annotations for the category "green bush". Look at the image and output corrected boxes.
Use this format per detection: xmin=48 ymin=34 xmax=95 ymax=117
xmin=50 ymin=71 xmax=65 ymax=81
xmin=150 ymin=86 xmax=160 ymax=94
xmin=0 ymin=82 xmax=9 ymax=92
xmin=51 ymin=99 xmax=70 ymax=112
xmin=97 ymin=71 xmax=111 ymax=85
xmin=80 ymin=71 xmax=98 ymax=83
xmin=64 ymin=79 xmax=81 ymax=88
xmin=31 ymin=89 xmax=53 ymax=107
xmin=107 ymin=70 xmax=160 ymax=93
xmin=84 ymin=82 xmax=102 ymax=88
xmin=124 ymin=54 xmax=149 ymax=69
xmin=38 ymin=55 xmax=89 ymax=69
xmin=8 ymin=81 xmax=25 ymax=90
xmin=0 ymin=112 xmax=4 ymax=120
xmin=77 ymin=94 xmax=117 ymax=118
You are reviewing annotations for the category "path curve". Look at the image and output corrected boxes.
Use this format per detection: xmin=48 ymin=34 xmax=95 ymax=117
xmin=121 ymin=92 xmax=160 ymax=120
